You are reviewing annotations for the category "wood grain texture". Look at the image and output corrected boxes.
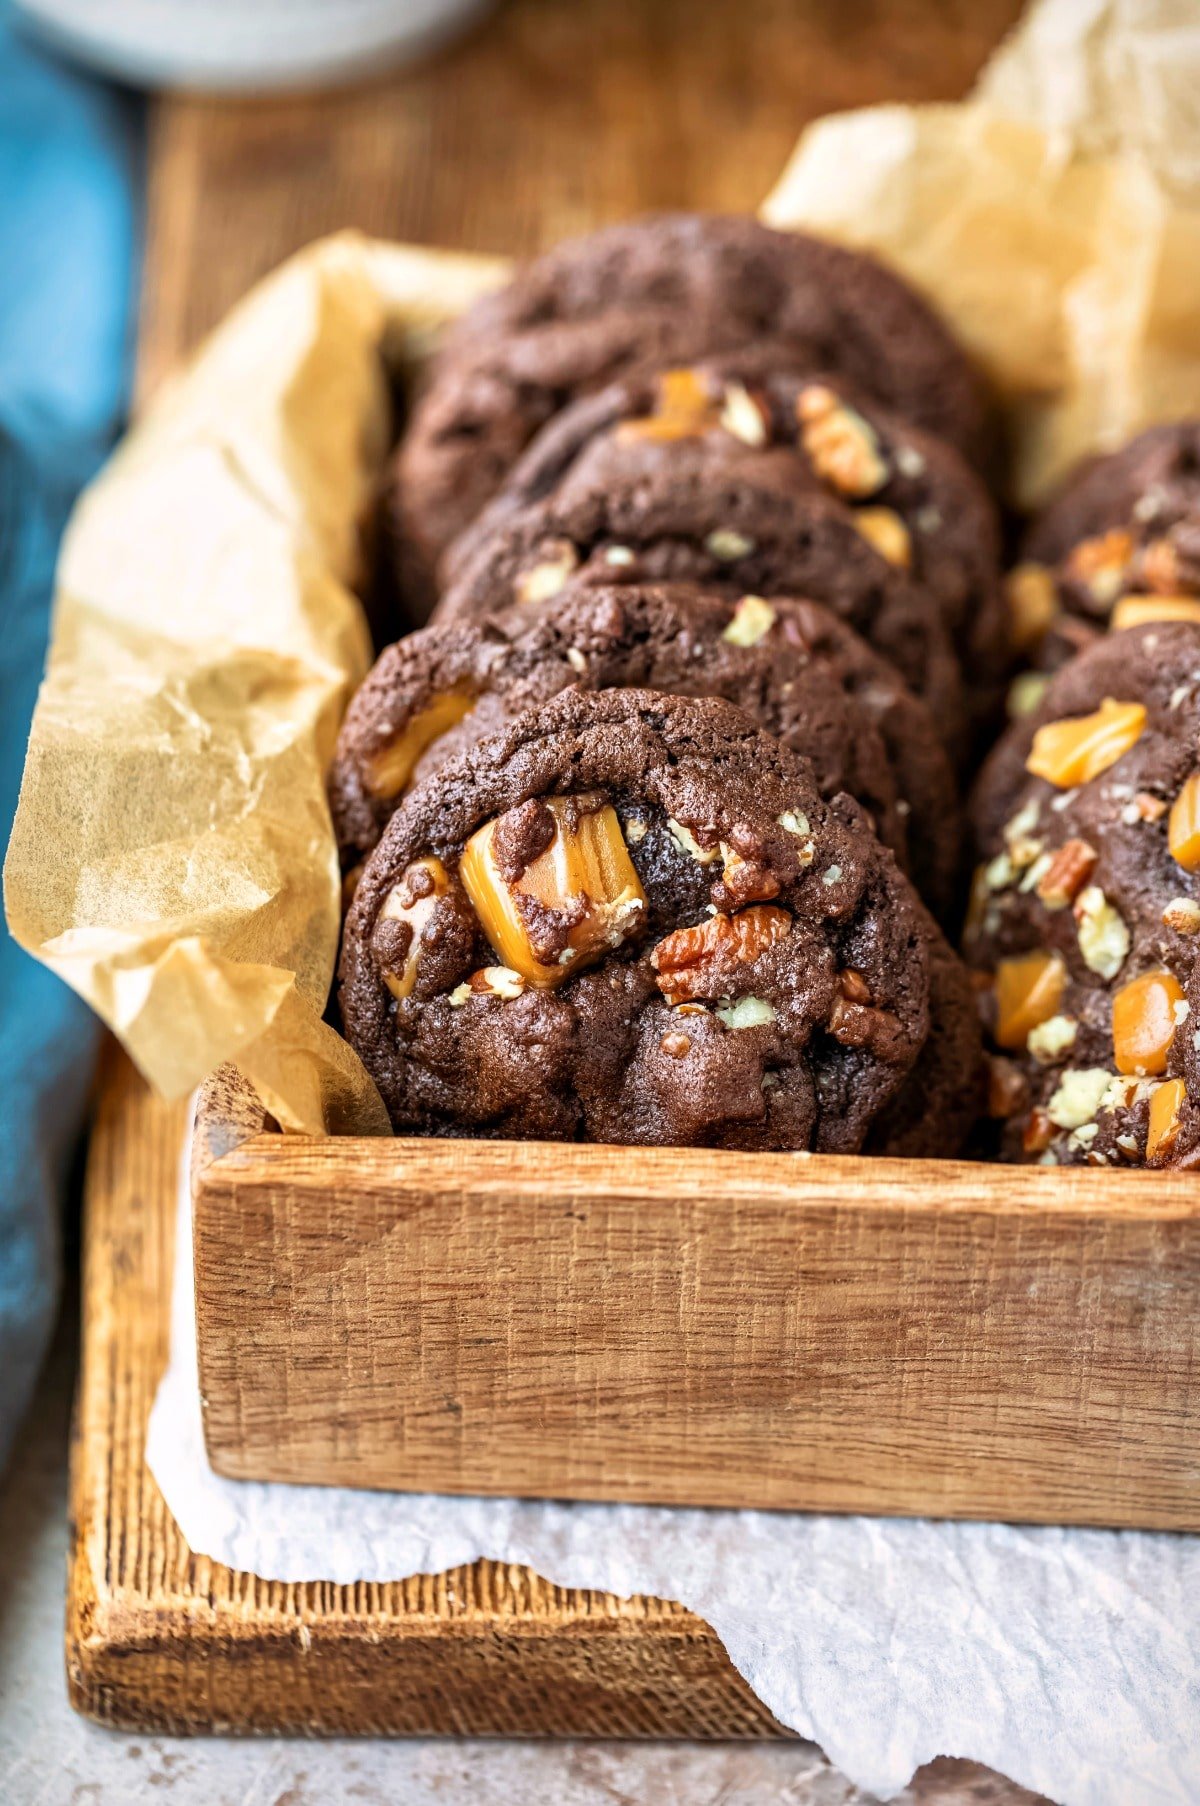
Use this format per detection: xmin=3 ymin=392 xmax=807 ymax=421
xmin=68 ymin=1048 xmax=1053 ymax=1806
xmin=194 ymin=1071 xmax=1200 ymax=1525
xmin=69 ymin=1048 xmax=791 ymax=1736
xmin=134 ymin=0 xmax=1024 ymax=400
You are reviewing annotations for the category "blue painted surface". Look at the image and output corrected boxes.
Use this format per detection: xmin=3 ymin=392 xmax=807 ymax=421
xmin=0 ymin=8 xmax=141 ymax=1465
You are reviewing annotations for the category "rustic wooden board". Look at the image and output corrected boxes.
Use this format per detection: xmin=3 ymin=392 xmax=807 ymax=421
xmin=194 ymin=1071 xmax=1200 ymax=1526
xmin=69 ymin=1047 xmax=793 ymax=1735
xmin=135 ymin=0 xmax=1024 ymax=399
xmin=66 ymin=1047 xmax=1052 ymax=1806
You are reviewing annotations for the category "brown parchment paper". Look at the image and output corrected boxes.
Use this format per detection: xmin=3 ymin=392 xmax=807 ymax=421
xmin=4 ymin=237 xmax=507 ymax=1134
xmin=7 ymin=0 xmax=1200 ymax=1133
xmin=764 ymin=0 xmax=1200 ymax=506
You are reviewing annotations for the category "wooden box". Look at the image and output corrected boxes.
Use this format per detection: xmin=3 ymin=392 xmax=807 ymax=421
xmin=194 ymin=1065 xmax=1200 ymax=1528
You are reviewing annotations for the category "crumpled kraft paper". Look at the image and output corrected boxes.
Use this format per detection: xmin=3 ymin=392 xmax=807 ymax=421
xmin=3 ymin=237 xmax=507 ymax=1133
xmin=764 ymin=0 xmax=1200 ymax=507
xmin=7 ymin=1 xmax=1200 ymax=1128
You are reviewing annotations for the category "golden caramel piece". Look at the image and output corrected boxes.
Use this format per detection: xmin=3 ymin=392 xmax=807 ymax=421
xmin=364 ymin=689 xmax=476 ymax=800
xmin=1035 ymin=838 xmax=1097 ymax=909
xmin=378 ymin=857 xmax=451 ymax=1001
xmin=1168 ymin=772 xmax=1200 ymax=872
xmin=617 ymin=367 xmax=717 ymax=442
xmin=659 ymin=1030 xmax=692 ymax=1058
xmin=854 ymin=507 xmax=912 ymax=569
xmin=994 ymin=951 xmax=1067 ymax=1049
xmin=1110 ymin=594 xmax=1200 ymax=631
xmin=795 ymin=384 xmax=887 ymax=497
xmin=1005 ymin=562 xmax=1058 ymax=653
xmin=1025 ymin=697 xmax=1147 ymax=788
xmin=1147 ymin=1077 xmax=1187 ymax=1161
xmin=460 ymin=797 xmax=646 ymax=989
xmin=651 ymin=905 xmax=791 ymax=1006
xmin=1064 ymin=528 xmax=1133 ymax=605
xmin=1112 ymin=969 xmax=1185 ymax=1076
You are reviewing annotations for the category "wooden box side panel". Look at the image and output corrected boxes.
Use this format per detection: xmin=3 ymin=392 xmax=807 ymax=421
xmin=194 ymin=1131 xmax=1200 ymax=1527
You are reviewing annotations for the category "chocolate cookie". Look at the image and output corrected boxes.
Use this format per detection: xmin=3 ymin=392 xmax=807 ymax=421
xmin=434 ymin=374 xmax=969 ymax=752
xmin=1006 ymin=423 xmax=1200 ymax=675
xmin=447 ymin=362 xmax=1006 ymax=728
xmin=1024 ymin=422 xmax=1200 ymax=566
xmin=330 ymin=582 xmax=962 ymax=919
xmin=391 ymin=214 xmax=992 ymax=610
xmin=965 ymin=621 xmax=1200 ymax=1168
xmin=868 ymin=911 xmax=983 ymax=1160
xmin=339 ymin=687 xmax=932 ymax=1151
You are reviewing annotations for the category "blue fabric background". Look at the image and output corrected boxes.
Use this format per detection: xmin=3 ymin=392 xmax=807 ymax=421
xmin=0 ymin=9 xmax=141 ymax=1466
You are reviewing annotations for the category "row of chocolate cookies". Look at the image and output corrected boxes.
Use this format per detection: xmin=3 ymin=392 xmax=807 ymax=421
xmin=969 ymin=425 xmax=1200 ymax=1169
xmin=335 ymin=215 xmax=1000 ymax=1156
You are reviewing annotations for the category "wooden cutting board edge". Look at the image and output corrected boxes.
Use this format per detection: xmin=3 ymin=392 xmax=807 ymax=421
xmin=66 ymin=1045 xmax=790 ymax=1736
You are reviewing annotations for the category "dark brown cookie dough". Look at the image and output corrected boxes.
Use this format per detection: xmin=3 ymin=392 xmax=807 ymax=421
xmin=867 ymin=910 xmax=983 ymax=1160
xmin=1005 ymin=422 xmax=1200 ymax=676
xmin=329 ymin=582 xmax=962 ymax=920
xmin=446 ymin=361 xmax=1007 ymax=728
xmin=339 ymin=687 xmax=932 ymax=1152
xmin=433 ymin=373 xmax=969 ymax=753
xmin=1024 ymin=422 xmax=1200 ymax=567
xmin=964 ymin=621 xmax=1200 ymax=1168
xmin=391 ymin=213 xmax=992 ymax=610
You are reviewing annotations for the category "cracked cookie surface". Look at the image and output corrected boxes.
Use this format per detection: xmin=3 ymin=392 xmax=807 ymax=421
xmin=339 ymin=687 xmax=935 ymax=1152
xmin=390 ymin=213 xmax=992 ymax=611
xmin=1007 ymin=422 xmax=1200 ymax=675
xmin=433 ymin=370 xmax=969 ymax=752
xmin=966 ymin=621 xmax=1200 ymax=1167
xmin=330 ymin=581 xmax=962 ymax=921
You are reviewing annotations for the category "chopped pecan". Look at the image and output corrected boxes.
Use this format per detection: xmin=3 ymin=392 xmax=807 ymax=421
xmin=651 ymin=905 xmax=791 ymax=1006
xmin=837 ymin=968 xmax=872 ymax=1004
xmin=1138 ymin=536 xmax=1182 ymax=595
xmin=514 ymin=539 xmax=579 ymax=605
xmin=795 ymin=384 xmax=887 ymax=497
xmin=716 ymin=843 xmax=781 ymax=909
xmin=986 ymin=1055 xmax=1028 ymax=1119
xmin=827 ymin=994 xmax=908 ymax=1061
xmin=1063 ymin=528 xmax=1133 ymax=608
xmin=1035 ymin=838 xmax=1098 ymax=909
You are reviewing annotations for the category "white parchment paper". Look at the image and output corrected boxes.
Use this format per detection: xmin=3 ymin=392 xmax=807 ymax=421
xmin=148 ymin=1127 xmax=1200 ymax=1806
